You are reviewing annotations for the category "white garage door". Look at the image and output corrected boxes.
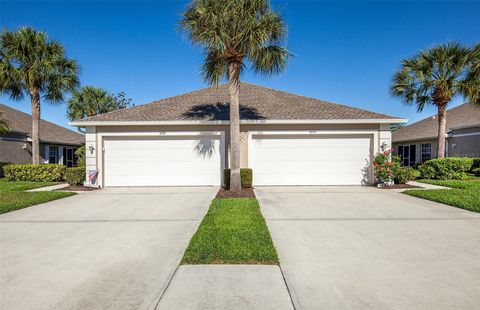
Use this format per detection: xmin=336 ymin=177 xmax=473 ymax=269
xmin=104 ymin=136 xmax=222 ymax=186
xmin=252 ymin=135 xmax=371 ymax=185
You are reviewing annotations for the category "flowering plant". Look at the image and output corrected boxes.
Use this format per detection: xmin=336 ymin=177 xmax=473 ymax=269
xmin=373 ymin=149 xmax=400 ymax=184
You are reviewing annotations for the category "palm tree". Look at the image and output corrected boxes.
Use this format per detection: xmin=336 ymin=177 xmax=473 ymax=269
xmin=0 ymin=27 xmax=79 ymax=164
xmin=0 ymin=112 xmax=9 ymax=134
xmin=391 ymin=43 xmax=480 ymax=159
xmin=67 ymin=86 xmax=115 ymax=121
xmin=180 ymin=0 xmax=289 ymax=191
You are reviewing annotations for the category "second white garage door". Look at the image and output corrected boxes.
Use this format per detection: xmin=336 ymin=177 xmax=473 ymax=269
xmin=104 ymin=135 xmax=222 ymax=186
xmin=251 ymin=135 xmax=371 ymax=186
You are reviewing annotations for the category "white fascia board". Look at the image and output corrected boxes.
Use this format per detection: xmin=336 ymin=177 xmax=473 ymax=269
xmin=68 ymin=120 xmax=230 ymax=126
xmin=69 ymin=118 xmax=407 ymax=127
xmin=242 ymin=118 xmax=407 ymax=124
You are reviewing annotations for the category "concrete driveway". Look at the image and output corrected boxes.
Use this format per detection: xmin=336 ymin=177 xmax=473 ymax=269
xmin=256 ymin=186 xmax=480 ymax=310
xmin=0 ymin=187 xmax=217 ymax=310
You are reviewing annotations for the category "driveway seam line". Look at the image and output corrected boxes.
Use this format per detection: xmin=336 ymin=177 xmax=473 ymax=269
xmin=279 ymin=264 xmax=298 ymax=310
xmin=151 ymin=262 xmax=181 ymax=310
xmin=267 ymin=217 xmax=480 ymax=221
xmin=0 ymin=219 xmax=199 ymax=223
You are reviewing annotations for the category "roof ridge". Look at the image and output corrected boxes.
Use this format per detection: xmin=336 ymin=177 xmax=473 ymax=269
xmin=239 ymin=82 xmax=397 ymax=118
xmin=79 ymin=84 xmax=230 ymax=122
xmin=0 ymin=103 xmax=83 ymax=137
xmin=399 ymin=102 xmax=472 ymax=129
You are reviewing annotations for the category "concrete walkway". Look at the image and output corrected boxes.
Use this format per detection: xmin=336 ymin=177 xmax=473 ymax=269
xmin=256 ymin=186 xmax=480 ymax=310
xmin=26 ymin=183 xmax=69 ymax=192
xmin=156 ymin=265 xmax=293 ymax=310
xmin=407 ymin=180 xmax=450 ymax=190
xmin=0 ymin=187 xmax=217 ymax=310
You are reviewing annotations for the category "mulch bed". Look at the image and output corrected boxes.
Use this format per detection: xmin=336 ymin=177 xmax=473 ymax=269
xmin=378 ymin=183 xmax=421 ymax=189
xmin=216 ymin=187 xmax=256 ymax=199
xmin=60 ymin=185 xmax=98 ymax=191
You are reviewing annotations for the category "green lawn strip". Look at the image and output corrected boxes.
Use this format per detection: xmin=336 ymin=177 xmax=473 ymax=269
xmin=181 ymin=198 xmax=279 ymax=265
xmin=0 ymin=191 xmax=76 ymax=214
xmin=404 ymin=177 xmax=480 ymax=213
xmin=0 ymin=179 xmax=59 ymax=192
xmin=417 ymin=177 xmax=480 ymax=189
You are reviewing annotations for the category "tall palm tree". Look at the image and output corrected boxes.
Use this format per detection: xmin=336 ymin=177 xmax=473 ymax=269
xmin=0 ymin=27 xmax=79 ymax=164
xmin=180 ymin=0 xmax=289 ymax=192
xmin=391 ymin=43 xmax=480 ymax=159
xmin=67 ymin=86 xmax=115 ymax=121
xmin=0 ymin=112 xmax=9 ymax=134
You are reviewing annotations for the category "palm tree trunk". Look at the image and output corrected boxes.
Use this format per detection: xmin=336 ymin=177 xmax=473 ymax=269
xmin=228 ymin=62 xmax=241 ymax=192
xmin=29 ymin=87 xmax=41 ymax=164
xmin=436 ymin=104 xmax=447 ymax=158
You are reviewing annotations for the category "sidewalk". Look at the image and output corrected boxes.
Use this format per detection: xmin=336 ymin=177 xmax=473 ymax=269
xmin=154 ymin=265 xmax=293 ymax=310
xmin=407 ymin=180 xmax=451 ymax=190
xmin=26 ymin=183 xmax=69 ymax=192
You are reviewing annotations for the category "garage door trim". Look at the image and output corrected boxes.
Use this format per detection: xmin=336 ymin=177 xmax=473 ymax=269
xmin=248 ymin=130 xmax=375 ymax=186
xmin=100 ymin=131 xmax=225 ymax=187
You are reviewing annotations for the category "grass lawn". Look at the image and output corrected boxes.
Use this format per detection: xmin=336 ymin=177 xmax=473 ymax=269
xmin=403 ymin=176 xmax=480 ymax=213
xmin=181 ymin=198 xmax=279 ymax=265
xmin=0 ymin=179 xmax=75 ymax=214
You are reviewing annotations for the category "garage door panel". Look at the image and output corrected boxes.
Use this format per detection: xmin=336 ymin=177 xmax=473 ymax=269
xmin=252 ymin=136 xmax=371 ymax=186
xmin=104 ymin=137 xmax=221 ymax=186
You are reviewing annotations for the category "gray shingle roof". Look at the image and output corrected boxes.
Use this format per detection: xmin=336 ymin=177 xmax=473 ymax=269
xmin=75 ymin=82 xmax=398 ymax=122
xmin=0 ymin=103 xmax=84 ymax=145
xmin=392 ymin=103 xmax=480 ymax=143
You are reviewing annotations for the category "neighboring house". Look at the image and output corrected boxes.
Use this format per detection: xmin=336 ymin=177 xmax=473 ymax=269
xmin=70 ymin=83 xmax=405 ymax=187
xmin=392 ymin=103 xmax=480 ymax=167
xmin=0 ymin=103 xmax=84 ymax=166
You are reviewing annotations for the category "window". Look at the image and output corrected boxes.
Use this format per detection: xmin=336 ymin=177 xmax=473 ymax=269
xmin=397 ymin=144 xmax=416 ymax=166
xmin=421 ymin=143 xmax=432 ymax=162
xmin=49 ymin=146 xmax=58 ymax=164
xmin=63 ymin=147 xmax=76 ymax=167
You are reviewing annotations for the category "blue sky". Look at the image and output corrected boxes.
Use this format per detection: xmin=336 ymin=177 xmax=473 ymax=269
xmin=1 ymin=1 xmax=479 ymax=131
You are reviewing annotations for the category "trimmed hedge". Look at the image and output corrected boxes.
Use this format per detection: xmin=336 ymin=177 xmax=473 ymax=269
xmin=473 ymin=168 xmax=480 ymax=176
xmin=418 ymin=158 xmax=473 ymax=180
xmin=471 ymin=158 xmax=480 ymax=172
xmin=0 ymin=162 xmax=11 ymax=178
xmin=3 ymin=164 xmax=66 ymax=182
xmin=224 ymin=168 xmax=253 ymax=189
xmin=64 ymin=167 xmax=85 ymax=185
xmin=394 ymin=167 xmax=416 ymax=184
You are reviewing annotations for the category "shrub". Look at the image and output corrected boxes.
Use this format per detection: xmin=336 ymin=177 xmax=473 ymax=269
xmin=3 ymin=164 xmax=66 ymax=182
xmin=0 ymin=162 xmax=11 ymax=178
xmin=418 ymin=157 xmax=473 ymax=180
xmin=75 ymin=145 xmax=86 ymax=167
xmin=394 ymin=167 xmax=416 ymax=184
xmin=64 ymin=167 xmax=85 ymax=185
xmin=224 ymin=168 xmax=253 ymax=189
xmin=471 ymin=158 xmax=480 ymax=172
xmin=373 ymin=149 xmax=399 ymax=184
xmin=472 ymin=168 xmax=480 ymax=176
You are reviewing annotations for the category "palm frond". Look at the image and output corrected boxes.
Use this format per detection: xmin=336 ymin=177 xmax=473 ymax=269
xmin=0 ymin=27 xmax=80 ymax=103
xmin=391 ymin=42 xmax=477 ymax=109
xmin=0 ymin=111 xmax=9 ymax=134
xmin=180 ymin=0 xmax=289 ymax=85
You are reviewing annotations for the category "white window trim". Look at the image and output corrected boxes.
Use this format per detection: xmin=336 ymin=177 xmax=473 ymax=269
xmin=48 ymin=145 xmax=59 ymax=164
xmin=420 ymin=143 xmax=432 ymax=162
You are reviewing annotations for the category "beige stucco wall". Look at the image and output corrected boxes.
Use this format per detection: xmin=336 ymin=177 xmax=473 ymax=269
xmin=448 ymin=127 xmax=480 ymax=157
xmin=393 ymin=127 xmax=480 ymax=163
xmin=0 ymin=138 xmax=48 ymax=164
xmin=86 ymin=123 xmax=388 ymax=187
xmin=393 ymin=139 xmax=438 ymax=165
